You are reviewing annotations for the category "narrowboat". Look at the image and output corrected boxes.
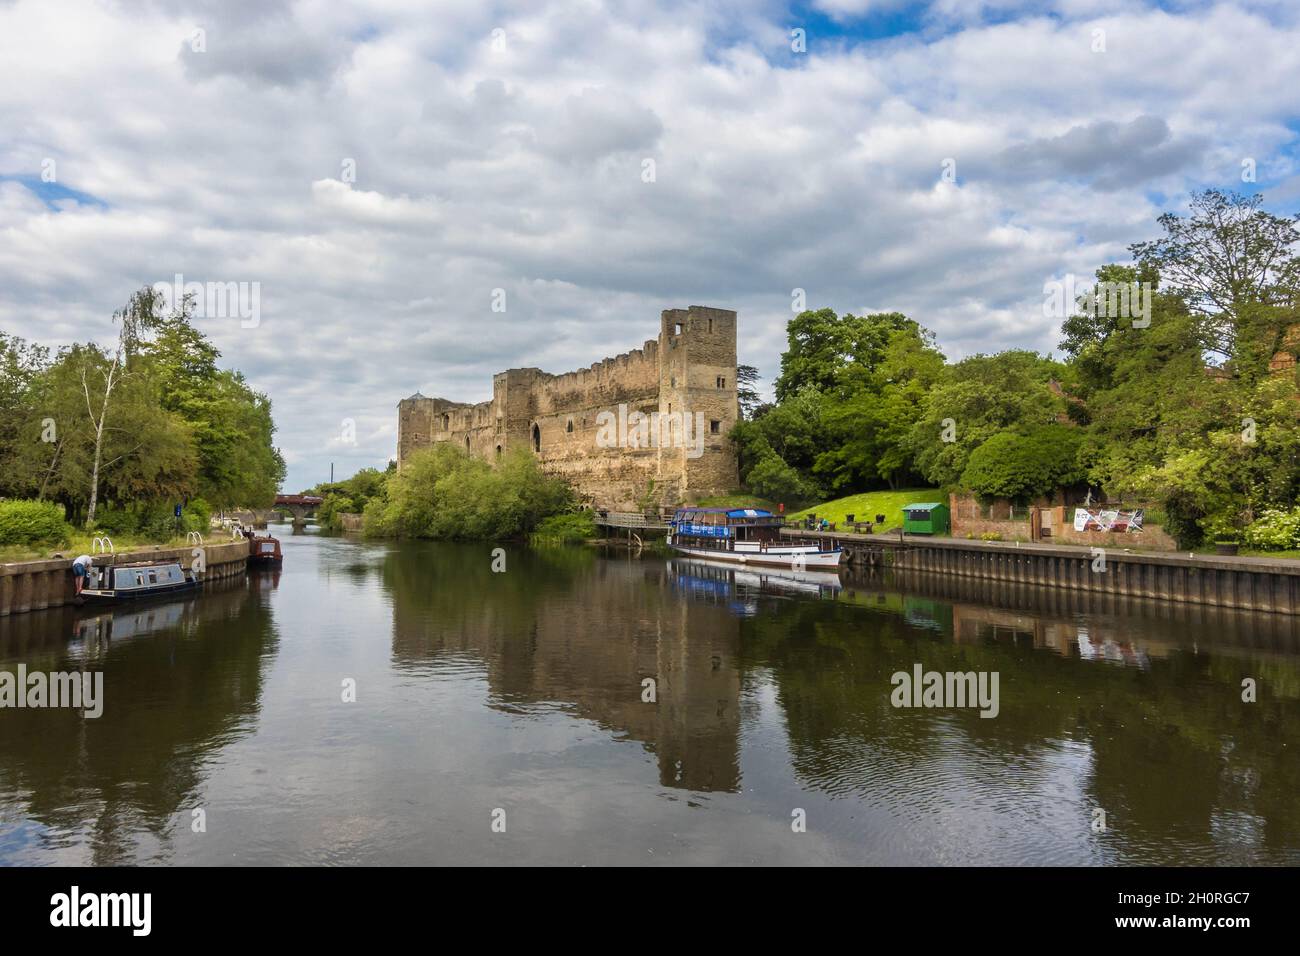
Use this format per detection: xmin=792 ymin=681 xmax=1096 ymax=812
xmin=667 ymin=507 xmax=844 ymax=570
xmin=246 ymin=531 xmax=283 ymax=566
xmin=79 ymin=560 xmax=200 ymax=607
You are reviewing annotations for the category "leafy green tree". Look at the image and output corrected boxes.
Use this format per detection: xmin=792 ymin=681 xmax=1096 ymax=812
xmin=815 ymin=324 xmax=946 ymax=490
xmin=736 ymin=364 xmax=763 ymax=420
xmin=960 ymin=425 xmax=1086 ymax=502
xmin=910 ymin=350 xmax=1069 ymax=489
xmin=1130 ymin=189 xmax=1300 ymax=364
xmin=774 ymin=309 xmax=919 ymax=401
xmin=144 ymin=299 xmax=284 ymax=508
xmin=364 ymin=445 xmax=574 ymax=540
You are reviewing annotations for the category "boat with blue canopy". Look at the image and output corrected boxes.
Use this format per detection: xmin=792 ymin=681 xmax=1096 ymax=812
xmin=667 ymin=507 xmax=844 ymax=570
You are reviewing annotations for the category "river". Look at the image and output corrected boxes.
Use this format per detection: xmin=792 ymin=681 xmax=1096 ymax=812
xmin=2 ymin=527 xmax=1297 ymax=865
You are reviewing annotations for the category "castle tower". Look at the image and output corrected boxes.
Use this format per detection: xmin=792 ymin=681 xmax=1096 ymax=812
xmin=657 ymin=306 xmax=739 ymax=502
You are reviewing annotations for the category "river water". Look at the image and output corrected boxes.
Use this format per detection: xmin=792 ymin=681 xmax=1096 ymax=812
xmin=1 ymin=528 xmax=1297 ymax=866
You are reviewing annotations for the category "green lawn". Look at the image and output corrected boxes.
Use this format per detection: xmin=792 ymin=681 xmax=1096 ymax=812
xmin=789 ymin=489 xmax=943 ymax=530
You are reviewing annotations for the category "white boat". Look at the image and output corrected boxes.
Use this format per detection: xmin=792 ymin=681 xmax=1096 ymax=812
xmin=667 ymin=507 xmax=844 ymax=570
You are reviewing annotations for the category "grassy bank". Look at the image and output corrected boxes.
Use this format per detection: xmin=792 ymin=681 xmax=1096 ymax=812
xmin=0 ymin=532 xmax=200 ymax=564
xmin=789 ymin=489 xmax=942 ymax=529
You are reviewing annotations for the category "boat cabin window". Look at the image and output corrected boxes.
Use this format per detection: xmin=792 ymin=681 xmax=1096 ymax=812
xmin=148 ymin=571 xmax=158 ymax=584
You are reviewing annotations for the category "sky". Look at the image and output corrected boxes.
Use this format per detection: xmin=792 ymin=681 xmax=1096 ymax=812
xmin=2 ymin=0 xmax=1298 ymax=492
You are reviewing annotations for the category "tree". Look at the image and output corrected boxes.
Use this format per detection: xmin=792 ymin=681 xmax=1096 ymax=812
xmin=0 ymin=333 xmax=51 ymax=498
xmin=774 ymin=309 xmax=919 ymax=401
xmin=960 ymin=425 xmax=1085 ymax=502
xmin=144 ymin=300 xmax=285 ymax=508
xmin=815 ymin=324 xmax=946 ymax=490
xmin=1130 ymin=189 xmax=1300 ymax=364
xmin=736 ymin=364 xmax=762 ymax=420
xmin=79 ymin=289 xmax=163 ymax=526
xmin=910 ymin=350 xmax=1069 ymax=489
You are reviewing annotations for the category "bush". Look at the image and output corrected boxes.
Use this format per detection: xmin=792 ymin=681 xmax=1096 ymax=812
xmin=0 ymin=499 xmax=72 ymax=547
xmin=744 ymin=449 xmax=820 ymax=508
xmin=961 ymin=425 xmax=1085 ymax=502
xmin=531 ymin=511 xmax=598 ymax=543
xmin=1243 ymin=508 xmax=1300 ymax=550
xmin=364 ymin=445 xmax=576 ymax=541
xmin=92 ymin=498 xmax=210 ymax=540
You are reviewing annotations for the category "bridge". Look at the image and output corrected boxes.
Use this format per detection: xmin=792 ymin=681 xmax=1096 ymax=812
xmin=274 ymin=494 xmax=324 ymax=527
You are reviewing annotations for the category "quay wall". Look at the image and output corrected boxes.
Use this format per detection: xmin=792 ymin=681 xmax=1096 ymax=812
xmin=785 ymin=531 xmax=1300 ymax=615
xmin=0 ymin=540 xmax=250 ymax=617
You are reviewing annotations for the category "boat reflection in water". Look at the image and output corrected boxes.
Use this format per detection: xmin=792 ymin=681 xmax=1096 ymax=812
xmin=667 ymin=556 xmax=841 ymax=616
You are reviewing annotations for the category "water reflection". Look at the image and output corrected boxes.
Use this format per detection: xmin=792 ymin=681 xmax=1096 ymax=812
xmin=0 ymin=575 xmax=279 ymax=865
xmin=386 ymin=546 xmax=743 ymax=793
xmin=0 ymin=536 xmax=1296 ymax=865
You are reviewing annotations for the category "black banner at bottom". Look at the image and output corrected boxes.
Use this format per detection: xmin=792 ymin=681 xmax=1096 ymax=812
xmin=0 ymin=865 xmax=1286 ymax=942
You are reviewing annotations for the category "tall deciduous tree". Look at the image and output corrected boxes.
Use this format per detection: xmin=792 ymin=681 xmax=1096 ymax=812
xmin=1130 ymin=189 xmax=1300 ymax=363
xmin=81 ymin=289 xmax=163 ymax=526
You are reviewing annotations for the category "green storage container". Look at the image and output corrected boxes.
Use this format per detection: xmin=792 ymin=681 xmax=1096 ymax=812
xmin=902 ymin=502 xmax=949 ymax=535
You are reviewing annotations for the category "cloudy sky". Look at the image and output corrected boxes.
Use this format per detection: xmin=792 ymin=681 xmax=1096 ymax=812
xmin=2 ymin=0 xmax=1298 ymax=492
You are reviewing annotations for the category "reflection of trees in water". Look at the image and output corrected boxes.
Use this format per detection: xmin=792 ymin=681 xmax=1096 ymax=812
xmin=736 ymin=575 xmax=1300 ymax=863
xmin=383 ymin=543 xmax=743 ymax=793
xmin=0 ymin=578 xmax=279 ymax=864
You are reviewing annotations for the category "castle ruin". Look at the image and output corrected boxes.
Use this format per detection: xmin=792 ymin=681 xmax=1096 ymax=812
xmin=397 ymin=305 xmax=740 ymax=511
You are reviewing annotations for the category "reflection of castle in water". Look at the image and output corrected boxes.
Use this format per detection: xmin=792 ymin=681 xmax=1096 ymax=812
xmin=387 ymin=548 xmax=744 ymax=793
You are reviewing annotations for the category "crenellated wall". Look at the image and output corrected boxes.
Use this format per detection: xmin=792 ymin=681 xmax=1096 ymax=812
xmin=397 ymin=306 xmax=740 ymax=510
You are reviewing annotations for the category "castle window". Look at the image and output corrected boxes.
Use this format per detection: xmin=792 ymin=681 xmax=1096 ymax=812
xmin=465 ymin=436 xmax=471 ymax=452
xmin=670 ymin=376 xmax=675 ymax=388
xmin=532 ymin=423 xmax=541 ymax=453
xmin=674 ymin=322 xmax=684 ymax=335
xmin=710 ymin=420 xmax=720 ymax=434
xmin=716 ymin=376 xmax=726 ymax=388
xmin=708 ymin=318 xmax=713 ymax=333
xmin=566 ymin=418 xmax=573 ymax=433
xmin=496 ymin=445 xmax=502 ymax=458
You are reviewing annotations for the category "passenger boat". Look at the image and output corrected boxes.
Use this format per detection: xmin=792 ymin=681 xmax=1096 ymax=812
xmin=667 ymin=507 xmax=844 ymax=570
xmin=79 ymin=560 xmax=200 ymax=607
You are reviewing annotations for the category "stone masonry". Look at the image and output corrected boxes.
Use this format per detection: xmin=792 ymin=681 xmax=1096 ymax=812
xmin=397 ymin=306 xmax=740 ymax=511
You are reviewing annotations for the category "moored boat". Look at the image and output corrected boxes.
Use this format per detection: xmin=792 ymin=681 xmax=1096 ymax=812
xmin=79 ymin=560 xmax=200 ymax=607
xmin=247 ymin=532 xmax=283 ymax=566
xmin=238 ymin=525 xmax=283 ymax=566
xmin=667 ymin=507 xmax=844 ymax=570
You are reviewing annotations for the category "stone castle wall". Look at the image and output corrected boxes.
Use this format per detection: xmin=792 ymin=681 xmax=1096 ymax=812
xmin=397 ymin=305 xmax=740 ymax=511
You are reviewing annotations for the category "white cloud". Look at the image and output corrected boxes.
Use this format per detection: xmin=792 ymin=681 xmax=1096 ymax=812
xmin=0 ymin=0 xmax=1297 ymax=490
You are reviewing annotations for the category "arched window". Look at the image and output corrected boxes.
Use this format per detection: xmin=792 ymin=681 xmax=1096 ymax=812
xmin=441 ymin=413 xmax=449 ymax=429
xmin=566 ymin=418 xmax=573 ymax=433
xmin=495 ymin=445 xmax=502 ymax=458
xmin=465 ymin=435 xmax=470 ymax=452
xmin=532 ymin=423 xmax=541 ymax=453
